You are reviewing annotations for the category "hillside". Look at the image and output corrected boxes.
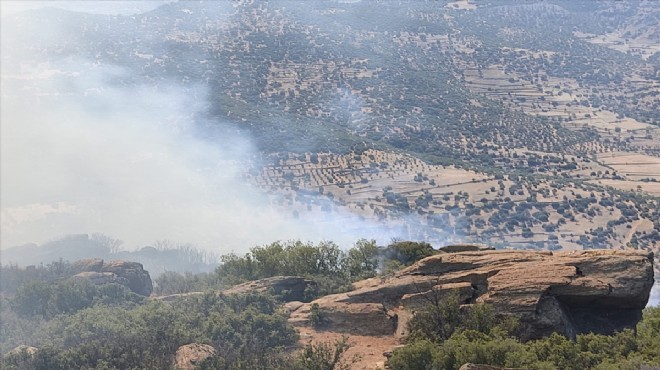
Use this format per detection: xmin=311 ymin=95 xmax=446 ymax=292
xmin=1 ymin=1 xmax=658 ymax=253
xmin=0 ymin=234 xmax=217 ymax=277
xmin=3 ymin=2 xmax=660 ymax=369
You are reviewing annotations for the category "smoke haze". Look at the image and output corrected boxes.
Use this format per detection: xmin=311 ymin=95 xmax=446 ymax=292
xmin=1 ymin=60 xmax=405 ymax=252
xmin=0 ymin=3 xmax=410 ymax=254
xmin=0 ymin=1 xmax=171 ymax=16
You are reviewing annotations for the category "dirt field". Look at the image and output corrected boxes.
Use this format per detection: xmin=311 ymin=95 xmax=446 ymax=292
xmin=589 ymin=179 xmax=660 ymax=197
xmin=597 ymin=152 xmax=660 ymax=181
xmin=574 ymin=30 xmax=660 ymax=61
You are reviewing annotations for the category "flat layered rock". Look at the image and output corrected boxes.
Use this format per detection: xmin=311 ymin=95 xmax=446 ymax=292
xmin=290 ymin=249 xmax=654 ymax=343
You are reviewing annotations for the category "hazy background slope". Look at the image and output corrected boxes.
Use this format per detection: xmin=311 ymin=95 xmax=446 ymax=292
xmin=1 ymin=1 xmax=658 ymax=264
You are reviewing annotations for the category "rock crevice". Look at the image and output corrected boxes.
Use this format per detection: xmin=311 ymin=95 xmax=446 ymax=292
xmin=289 ymin=249 xmax=654 ymax=341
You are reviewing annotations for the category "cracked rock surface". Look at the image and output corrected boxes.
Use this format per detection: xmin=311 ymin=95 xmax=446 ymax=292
xmin=289 ymin=249 xmax=654 ymax=341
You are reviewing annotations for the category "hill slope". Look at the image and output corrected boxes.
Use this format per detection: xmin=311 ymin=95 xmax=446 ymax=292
xmin=1 ymin=0 xmax=658 ymax=251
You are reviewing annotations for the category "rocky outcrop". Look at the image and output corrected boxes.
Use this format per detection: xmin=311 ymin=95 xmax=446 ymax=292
xmin=224 ymin=276 xmax=317 ymax=302
xmin=72 ymin=259 xmax=153 ymax=296
xmin=100 ymin=260 xmax=153 ymax=296
xmin=289 ymin=249 xmax=654 ymax=341
xmin=4 ymin=345 xmax=38 ymax=358
xmin=173 ymin=343 xmax=216 ymax=370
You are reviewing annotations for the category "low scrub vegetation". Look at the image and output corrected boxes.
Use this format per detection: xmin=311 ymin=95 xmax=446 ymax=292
xmin=215 ymin=239 xmax=437 ymax=298
xmin=389 ymin=291 xmax=660 ymax=370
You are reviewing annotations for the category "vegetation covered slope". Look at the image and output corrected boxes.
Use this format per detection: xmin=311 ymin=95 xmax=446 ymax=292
xmin=2 ymin=2 xmax=658 ymax=252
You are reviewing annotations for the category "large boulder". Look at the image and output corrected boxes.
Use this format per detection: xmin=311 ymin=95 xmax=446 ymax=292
xmin=289 ymin=249 xmax=654 ymax=341
xmin=173 ymin=343 xmax=216 ymax=370
xmin=400 ymin=249 xmax=654 ymax=340
xmin=152 ymin=276 xmax=315 ymax=304
xmin=153 ymin=291 xmax=205 ymax=302
xmin=153 ymin=276 xmax=315 ymax=304
xmin=72 ymin=259 xmax=153 ymax=296
xmin=100 ymin=260 xmax=153 ymax=296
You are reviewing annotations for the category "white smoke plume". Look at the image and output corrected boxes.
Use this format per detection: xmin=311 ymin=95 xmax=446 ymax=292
xmin=1 ymin=58 xmax=408 ymax=253
xmin=0 ymin=0 xmax=412 ymax=255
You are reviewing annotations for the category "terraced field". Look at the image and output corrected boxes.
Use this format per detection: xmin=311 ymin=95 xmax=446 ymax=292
xmin=247 ymin=149 xmax=659 ymax=252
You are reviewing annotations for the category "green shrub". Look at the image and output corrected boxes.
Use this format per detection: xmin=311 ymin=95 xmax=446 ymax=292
xmin=309 ymin=303 xmax=325 ymax=329
xmin=390 ymin=306 xmax=660 ymax=370
xmin=386 ymin=340 xmax=437 ymax=370
xmin=9 ymin=278 xmax=143 ymax=319
xmin=385 ymin=241 xmax=436 ymax=266
xmin=295 ymin=336 xmax=355 ymax=370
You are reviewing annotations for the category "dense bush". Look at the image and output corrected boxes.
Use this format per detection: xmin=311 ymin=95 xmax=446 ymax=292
xmin=0 ymin=260 xmax=74 ymax=295
xmin=406 ymin=291 xmax=518 ymax=344
xmin=389 ymin=295 xmax=660 ymax=370
xmin=153 ymin=270 xmax=219 ymax=295
xmin=384 ymin=241 xmax=437 ymax=267
xmin=2 ymin=292 xmax=298 ymax=370
xmin=197 ymin=336 xmax=355 ymax=370
xmin=216 ymin=239 xmax=391 ymax=298
xmin=10 ymin=278 xmax=144 ymax=319
xmin=214 ymin=239 xmax=437 ymax=299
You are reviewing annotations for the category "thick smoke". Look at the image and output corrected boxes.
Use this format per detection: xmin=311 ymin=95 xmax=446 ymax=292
xmin=0 ymin=59 xmax=408 ymax=253
xmin=0 ymin=2 xmax=412 ymax=254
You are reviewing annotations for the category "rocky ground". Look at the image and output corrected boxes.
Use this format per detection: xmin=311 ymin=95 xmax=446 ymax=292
xmin=286 ymin=248 xmax=655 ymax=369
